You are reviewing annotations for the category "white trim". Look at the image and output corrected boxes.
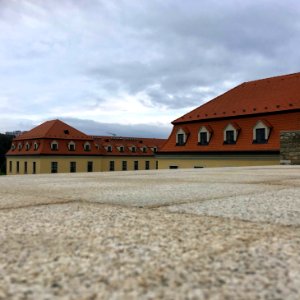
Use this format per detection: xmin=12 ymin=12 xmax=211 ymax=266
xmin=68 ymin=141 xmax=76 ymax=151
xmin=176 ymin=128 xmax=187 ymax=144
xmin=198 ymin=126 xmax=211 ymax=143
xmin=51 ymin=140 xmax=59 ymax=150
xmin=253 ymin=121 xmax=270 ymax=141
xmin=224 ymin=124 xmax=238 ymax=142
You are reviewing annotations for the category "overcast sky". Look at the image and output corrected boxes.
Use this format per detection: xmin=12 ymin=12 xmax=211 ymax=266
xmin=1 ymin=0 xmax=300 ymax=137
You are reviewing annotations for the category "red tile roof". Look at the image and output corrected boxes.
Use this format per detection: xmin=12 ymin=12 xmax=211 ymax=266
xmin=7 ymin=120 xmax=166 ymax=156
xmin=173 ymin=72 xmax=300 ymax=124
xmin=14 ymin=119 xmax=91 ymax=140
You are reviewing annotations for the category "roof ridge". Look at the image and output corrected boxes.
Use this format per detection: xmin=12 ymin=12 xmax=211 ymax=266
xmin=244 ymin=71 xmax=300 ymax=84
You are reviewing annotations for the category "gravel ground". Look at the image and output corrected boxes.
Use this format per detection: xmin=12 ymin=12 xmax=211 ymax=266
xmin=1 ymin=166 xmax=300 ymax=299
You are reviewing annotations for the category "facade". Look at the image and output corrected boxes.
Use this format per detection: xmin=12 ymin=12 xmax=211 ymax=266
xmin=6 ymin=120 xmax=166 ymax=175
xmin=157 ymin=72 xmax=300 ymax=168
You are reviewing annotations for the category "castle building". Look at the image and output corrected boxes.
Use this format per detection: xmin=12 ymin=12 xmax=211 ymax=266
xmin=6 ymin=119 xmax=166 ymax=175
xmin=157 ymin=72 xmax=300 ymax=168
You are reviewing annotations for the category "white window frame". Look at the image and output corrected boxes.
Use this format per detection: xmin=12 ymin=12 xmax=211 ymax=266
xmin=33 ymin=142 xmax=39 ymax=150
xmin=224 ymin=124 xmax=239 ymax=143
xmin=253 ymin=121 xmax=271 ymax=142
xmin=84 ymin=142 xmax=91 ymax=151
xmin=176 ymin=128 xmax=187 ymax=145
xmin=25 ymin=142 xmax=30 ymax=151
xmin=51 ymin=140 xmax=59 ymax=151
xmin=18 ymin=142 xmax=23 ymax=150
xmin=68 ymin=141 xmax=76 ymax=151
xmin=198 ymin=126 xmax=211 ymax=144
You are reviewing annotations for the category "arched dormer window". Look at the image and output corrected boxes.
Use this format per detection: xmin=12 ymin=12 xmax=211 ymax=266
xmin=224 ymin=123 xmax=240 ymax=144
xmin=105 ymin=145 xmax=112 ymax=152
xmin=84 ymin=142 xmax=91 ymax=151
xmin=176 ymin=128 xmax=189 ymax=146
xmin=140 ymin=146 xmax=147 ymax=153
xmin=130 ymin=145 xmax=137 ymax=153
xmin=68 ymin=141 xmax=76 ymax=151
xmin=198 ymin=126 xmax=213 ymax=145
xmin=117 ymin=145 xmax=124 ymax=152
xmin=11 ymin=143 xmax=16 ymax=150
xmin=18 ymin=142 xmax=23 ymax=150
xmin=151 ymin=147 xmax=157 ymax=153
xmin=34 ymin=142 xmax=39 ymax=150
xmin=253 ymin=120 xmax=272 ymax=144
xmin=25 ymin=142 xmax=30 ymax=151
xmin=51 ymin=141 xmax=59 ymax=151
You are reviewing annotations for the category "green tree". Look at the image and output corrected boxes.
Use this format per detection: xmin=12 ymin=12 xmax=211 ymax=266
xmin=0 ymin=134 xmax=13 ymax=174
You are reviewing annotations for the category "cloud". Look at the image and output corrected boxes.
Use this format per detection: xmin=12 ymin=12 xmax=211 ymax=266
xmin=0 ymin=0 xmax=300 ymax=133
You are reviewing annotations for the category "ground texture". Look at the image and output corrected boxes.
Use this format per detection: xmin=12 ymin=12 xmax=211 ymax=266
xmin=1 ymin=166 xmax=300 ymax=299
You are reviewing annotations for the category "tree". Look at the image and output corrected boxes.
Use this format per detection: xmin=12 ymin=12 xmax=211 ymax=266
xmin=0 ymin=134 xmax=13 ymax=174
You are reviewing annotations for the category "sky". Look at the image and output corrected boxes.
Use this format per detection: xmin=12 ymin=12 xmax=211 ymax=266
xmin=1 ymin=0 xmax=300 ymax=138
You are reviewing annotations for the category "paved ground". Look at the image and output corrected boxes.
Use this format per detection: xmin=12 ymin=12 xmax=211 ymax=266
xmin=1 ymin=166 xmax=300 ymax=299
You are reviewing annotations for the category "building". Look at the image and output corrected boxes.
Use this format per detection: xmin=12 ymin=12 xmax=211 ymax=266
xmin=6 ymin=119 xmax=166 ymax=175
xmin=157 ymin=72 xmax=300 ymax=168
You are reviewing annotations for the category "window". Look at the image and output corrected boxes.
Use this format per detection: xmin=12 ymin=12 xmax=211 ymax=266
xmin=109 ymin=161 xmax=115 ymax=171
xmin=25 ymin=143 xmax=30 ymax=151
xmin=18 ymin=143 xmax=22 ymax=150
xmin=256 ymin=128 xmax=266 ymax=143
xmin=198 ymin=126 xmax=212 ymax=145
xmin=68 ymin=141 xmax=76 ymax=151
xmin=177 ymin=134 xmax=185 ymax=145
xmin=134 ymin=160 xmax=139 ymax=170
xmin=51 ymin=141 xmax=58 ymax=151
xmin=33 ymin=162 xmax=36 ymax=174
xmin=199 ymin=132 xmax=208 ymax=145
xmin=142 ymin=147 xmax=147 ymax=153
xmin=107 ymin=146 xmax=112 ymax=152
xmin=16 ymin=161 xmax=19 ymax=173
xmin=176 ymin=128 xmax=188 ymax=146
xmin=169 ymin=165 xmax=178 ymax=169
xmin=145 ymin=161 xmax=150 ymax=170
xmin=152 ymin=147 xmax=157 ymax=153
xmin=119 ymin=146 xmax=124 ymax=152
xmin=87 ymin=161 xmax=93 ymax=172
xmin=24 ymin=162 xmax=28 ymax=174
xmin=51 ymin=162 xmax=58 ymax=173
xmin=131 ymin=146 xmax=136 ymax=153
xmin=34 ymin=142 xmax=39 ymax=150
xmin=253 ymin=120 xmax=271 ymax=144
xmin=122 ymin=161 xmax=127 ymax=171
xmin=84 ymin=142 xmax=91 ymax=151
xmin=11 ymin=144 xmax=16 ymax=150
xmin=9 ymin=161 xmax=12 ymax=173
xmin=224 ymin=123 xmax=239 ymax=144
xmin=156 ymin=161 xmax=158 ymax=170
xmin=70 ymin=161 xmax=76 ymax=173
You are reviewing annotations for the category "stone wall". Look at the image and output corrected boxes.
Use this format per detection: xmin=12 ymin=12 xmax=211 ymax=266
xmin=280 ymin=131 xmax=300 ymax=165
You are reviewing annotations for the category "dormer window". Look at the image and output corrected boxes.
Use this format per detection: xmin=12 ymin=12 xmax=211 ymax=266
xmin=25 ymin=142 xmax=30 ymax=151
xmin=51 ymin=141 xmax=59 ymax=151
xmin=11 ymin=143 xmax=16 ymax=150
xmin=68 ymin=141 xmax=76 ymax=151
xmin=141 ymin=146 xmax=147 ymax=153
xmin=18 ymin=143 xmax=23 ymax=150
xmin=131 ymin=146 xmax=136 ymax=153
xmin=106 ymin=145 xmax=112 ymax=152
xmin=253 ymin=120 xmax=272 ymax=144
xmin=34 ymin=142 xmax=39 ymax=150
xmin=151 ymin=147 xmax=157 ymax=153
xmin=84 ymin=142 xmax=91 ymax=151
xmin=176 ymin=128 xmax=188 ymax=146
xmin=198 ymin=126 xmax=212 ymax=145
xmin=117 ymin=146 xmax=124 ymax=152
xmin=224 ymin=123 xmax=240 ymax=144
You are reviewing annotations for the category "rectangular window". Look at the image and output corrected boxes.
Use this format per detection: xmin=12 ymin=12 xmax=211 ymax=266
xmin=33 ymin=162 xmax=36 ymax=174
xmin=177 ymin=134 xmax=185 ymax=145
xmin=156 ymin=160 xmax=158 ymax=170
xmin=145 ymin=161 xmax=150 ymax=170
xmin=24 ymin=161 xmax=27 ymax=174
xmin=69 ymin=144 xmax=75 ymax=151
xmin=109 ymin=161 xmax=115 ymax=171
xmin=122 ymin=161 xmax=127 ymax=171
xmin=225 ymin=130 xmax=235 ymax=144
xmin=51 ymin=143 xmax=58 ymax=150
xmin=107 ymin=146 xmax=112 ymax=152
xmin=255 ymin=128 xmax=266 ymax=143
xmin=51 ymin=162 xmax=58 ymax=173
xmin=70 ymin=162 xmax=76 ymax=173
xmin=134 ymin=160 xmax=139 ymax=170
xmin=199 ymin=132 xmax=208 ymax=145
xmin=169 ymin=165 xmax=178 ymax=169
xmin=87 ymin=161 xmax=93 ymax=172
xmin=16 ymin=161 xmax=19 ymax=173
xmin=9 ymin=161 xmax=12 ymax=173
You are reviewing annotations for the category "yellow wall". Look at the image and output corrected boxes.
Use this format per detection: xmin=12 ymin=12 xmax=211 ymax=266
xmin=6 ymin=156 xmax=159 ymax=175
xmin=156 ymin=154 xmax=280 ymax=169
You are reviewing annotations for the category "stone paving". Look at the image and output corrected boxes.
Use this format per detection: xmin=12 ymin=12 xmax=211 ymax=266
xmin=1 ymin=166 xmax=300 ymax=299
